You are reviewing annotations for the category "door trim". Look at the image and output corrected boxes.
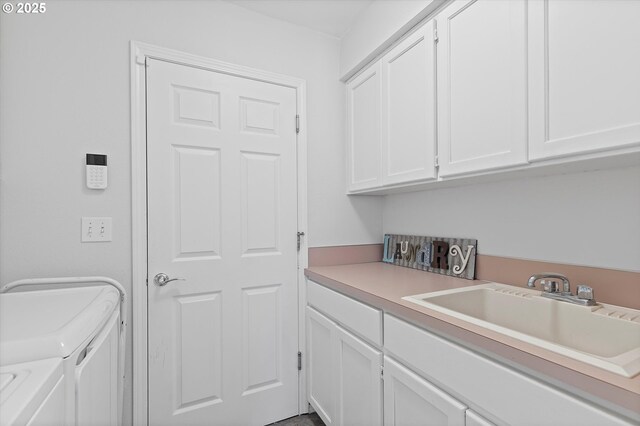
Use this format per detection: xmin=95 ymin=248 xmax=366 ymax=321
xmin=130 ymin=41 xmax=308 ymax=426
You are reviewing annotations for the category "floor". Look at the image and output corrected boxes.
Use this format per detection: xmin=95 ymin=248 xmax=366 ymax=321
xmin=271 ymin=413 xmax=325 ymax=426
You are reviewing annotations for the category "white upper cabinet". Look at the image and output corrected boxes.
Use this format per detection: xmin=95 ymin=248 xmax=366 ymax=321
xmin=436 ymin=0 xmax=528 ymax=177
xmin=347 ymin=62 xmax=382 ymax=192
xmin=528 ymin=0 xmax=640 ymax=160
xmin=381 ymin=22 xmax=437 ymax=185
xmin=345 ymin=0 xmax=639 ymax=193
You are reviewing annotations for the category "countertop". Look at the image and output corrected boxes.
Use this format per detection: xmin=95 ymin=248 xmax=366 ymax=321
xmin=305 ymin=262 xmax=640 ymax=416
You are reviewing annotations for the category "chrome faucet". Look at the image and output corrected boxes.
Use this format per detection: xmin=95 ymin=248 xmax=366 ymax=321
xmin=527 ymin=273 xmax=597 ymax=306
xmin=527 ymin=273 xmax=571 ymax=293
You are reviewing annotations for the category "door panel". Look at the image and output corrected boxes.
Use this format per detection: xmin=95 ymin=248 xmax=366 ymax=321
xmin=240 ymin=152 xmax=281 ymax=255
xmin=147 ymin=58 xmax=298 ymax=425
xmin=173 ymin=146 xmax=221 ymax=259
xmin=241 ymin=284 xmax=282 ymax=395
xmin=175 ymin=292 xmax=222 ymax=409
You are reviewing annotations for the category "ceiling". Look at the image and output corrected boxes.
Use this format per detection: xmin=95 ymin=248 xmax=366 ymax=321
xmin=224 ymin=0 xmax=374 ymax=38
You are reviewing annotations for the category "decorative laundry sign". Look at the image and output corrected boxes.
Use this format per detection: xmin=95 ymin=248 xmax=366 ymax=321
xmin=382 ymin=234 xmax=477 ymax=280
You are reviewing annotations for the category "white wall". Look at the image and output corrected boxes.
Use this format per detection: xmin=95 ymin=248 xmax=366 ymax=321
xmin=0 ymin=1 xmax=381 ymax=424
xmin=339 ymin=0 xmax=445 ymax=79
xmin=383 ymin=166 xmax=640 ymax=272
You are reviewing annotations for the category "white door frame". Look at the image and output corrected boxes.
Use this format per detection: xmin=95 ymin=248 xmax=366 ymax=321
xmin=130 ymin=41 xmax=308 ymax=426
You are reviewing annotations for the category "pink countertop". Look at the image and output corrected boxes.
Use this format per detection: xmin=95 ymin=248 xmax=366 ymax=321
xmin=305 ymin=262 xmax=640 ymax=415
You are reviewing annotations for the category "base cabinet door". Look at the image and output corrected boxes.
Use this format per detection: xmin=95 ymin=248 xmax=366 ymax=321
xmin=436 ymin=0 xmax=528 ymax=177
xmin=307 ymin=307 xmax=337 ymax=425
xmin=335 ymin=325 xmax=383 ymax=426
xmin=383 ymin=356 xmax=466 ymax=426
xmin=307 ymin=306 xmax=383 ymax=426
xmin=528 ymin=0 xmax=640 ymax=160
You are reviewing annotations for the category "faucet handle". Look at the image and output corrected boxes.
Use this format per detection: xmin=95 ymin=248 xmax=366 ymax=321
xmin=576 ymin=285 xmax=595 ymax=301
xmin=541 ymin=280 xmax=559 ymax=293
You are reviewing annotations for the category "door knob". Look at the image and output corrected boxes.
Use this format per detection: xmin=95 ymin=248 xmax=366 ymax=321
xmin=154 ymin=273 xmax=186 ymax=287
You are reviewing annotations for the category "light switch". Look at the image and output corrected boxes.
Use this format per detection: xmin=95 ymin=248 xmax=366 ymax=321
xmin=82 ymin=217 xmax=112 ymax=242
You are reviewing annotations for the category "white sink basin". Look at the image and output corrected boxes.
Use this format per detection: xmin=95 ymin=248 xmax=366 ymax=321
xmin=403 ymin=283 xmax=640 ymax=377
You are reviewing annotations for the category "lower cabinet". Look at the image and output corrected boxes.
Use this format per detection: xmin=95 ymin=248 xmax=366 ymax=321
xmin=306 ymin=306 xmax=383 ymax=426
xmin=383 ymin=356 xmax=466 ymax=426
xmin=336 ymin=325 xmax=383 ymax=426
xmin=306 ymin=285 xmax=633 ymax=425
xmin=307 ymin=306 xmax=337 ymax=425
xmin=385 ymin=313 xmax=633 ymax=426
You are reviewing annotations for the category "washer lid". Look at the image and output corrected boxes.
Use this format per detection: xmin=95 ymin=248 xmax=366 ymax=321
xmin=0 ymin=285 xmax=119 ymax=364
xmin=0 ymin=358 xmax=63 ymax=425
xmin=0 ymin=373 xmax=14 ymax=392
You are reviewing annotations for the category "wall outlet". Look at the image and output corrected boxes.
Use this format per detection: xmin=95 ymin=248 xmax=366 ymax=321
xmin=81 ymin=217 xmax=112 ymax=242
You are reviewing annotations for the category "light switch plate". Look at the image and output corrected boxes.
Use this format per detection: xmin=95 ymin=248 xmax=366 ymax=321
xmin=81 ymin=217 xmax=112 ymax=242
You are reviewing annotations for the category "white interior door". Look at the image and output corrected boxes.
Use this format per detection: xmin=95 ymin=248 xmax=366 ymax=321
xmin=147 ymin=58 xmax=299 ymax=425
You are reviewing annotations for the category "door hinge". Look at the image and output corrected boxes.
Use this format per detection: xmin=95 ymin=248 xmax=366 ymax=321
xmin=435 ymin=155 xmax=440 ymax=169
xmin=298 ymin=351 xmax=302 ymax=371
xmin=381 ymin=365 xmax=384 ymax=378
xmin=434 ymin=28 xmax=439 ymax=43
xmin=296 ymin=115 xmax=300 ymax=134
xmin=297 ymin=231 xmax=305 ymax=251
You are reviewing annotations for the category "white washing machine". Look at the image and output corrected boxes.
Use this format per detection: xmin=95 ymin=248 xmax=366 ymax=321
xmin=0 ymin=358 xmax=65 ymax=425
xmin=0 ymin=284 xmax=122 ymax=426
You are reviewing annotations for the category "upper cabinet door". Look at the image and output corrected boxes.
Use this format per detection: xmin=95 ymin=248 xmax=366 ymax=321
xmin=347 ymin=63 xmax=382 ymax=192
xmin=436 ymin=0 xmax=528 ymax=177
xmin=381 ymin=23 xmax=437 ymax=185
xmin=528 ymin=0 xmax=640 ymax=160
